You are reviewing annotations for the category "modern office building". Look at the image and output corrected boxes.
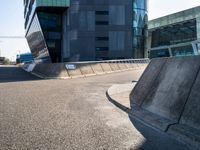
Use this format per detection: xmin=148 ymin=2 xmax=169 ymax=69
xmin=147 ymin=6 xmax=200 ymax=59
xmin=24 ymin=0 xmax=148 ymax=63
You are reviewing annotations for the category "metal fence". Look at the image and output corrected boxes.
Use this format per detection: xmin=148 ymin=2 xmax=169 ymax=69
xmin=65 ymin=58 xmax=150 ymax=65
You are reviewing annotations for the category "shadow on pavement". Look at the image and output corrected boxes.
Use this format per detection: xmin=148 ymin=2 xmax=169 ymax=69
xmin=0 ymin=66 xmax=41 ymax=83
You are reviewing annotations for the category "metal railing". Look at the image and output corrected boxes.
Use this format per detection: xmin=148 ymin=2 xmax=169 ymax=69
xmin=65 ymin=58 xmax=150 ymax=65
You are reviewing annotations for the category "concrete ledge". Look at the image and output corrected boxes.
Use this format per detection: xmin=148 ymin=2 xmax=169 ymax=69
xmin=25 ymin=62 xmax=148 ymax=79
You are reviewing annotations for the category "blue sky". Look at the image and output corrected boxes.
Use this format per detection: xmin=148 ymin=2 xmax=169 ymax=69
xmin=0 ymin=0 xmax=200 ymax=60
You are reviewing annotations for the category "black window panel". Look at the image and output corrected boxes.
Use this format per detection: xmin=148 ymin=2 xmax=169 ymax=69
xmin=95 ymin=11 xmax=109 ymax=15
xmin=96 ymin=47 xmax=109 ymax=51
xmin=95 ymin=37 xmax=109 ymax=41
xmin=96 ymin=21 xmax=109 ymax=25
xmin=149 ymin=49 xmax=170 ymax=59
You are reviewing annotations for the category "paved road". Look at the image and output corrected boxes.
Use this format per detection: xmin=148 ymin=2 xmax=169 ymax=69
xmin=0 ymin=65 xmax=40 ymax=83
xmin=0 ymin=66 xmax=188 ymax=150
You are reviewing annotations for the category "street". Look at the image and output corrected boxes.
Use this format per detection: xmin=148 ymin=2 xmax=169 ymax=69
xmin=0 ymin=66 xmax=145 ymax=149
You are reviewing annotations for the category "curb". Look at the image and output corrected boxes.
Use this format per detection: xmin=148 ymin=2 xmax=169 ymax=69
xmin=106 ymin=91 xmax=130 ymax=113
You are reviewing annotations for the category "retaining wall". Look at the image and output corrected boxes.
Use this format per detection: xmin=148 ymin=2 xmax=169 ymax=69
xmin=31 ymin=60 xmax=149 ymax=79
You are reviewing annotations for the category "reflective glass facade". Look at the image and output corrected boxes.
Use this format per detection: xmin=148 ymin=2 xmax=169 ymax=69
xmin=24 ymin=0 xmax=68 ymax=62
xmin=26 ymin=14 xmax=50 ymax=61
xmin=151 ymin=20 xmax=197 ymax=48
xmin=133 ymin=0 xmax=148 ymax=58
xmin=36 ymin=0 xmax=70 ymax=7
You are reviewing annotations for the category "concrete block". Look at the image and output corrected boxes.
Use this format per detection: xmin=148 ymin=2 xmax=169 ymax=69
xmin=167 ymin=64 xmax=200 ymax=149
xmin=125 ymin=62 xmax=133 ymax=69
xmin=79 ymin=64 xmax=95 ymax=76
xmin=109 ymin=63 xmax=120 ymax=71
xmin=66 ymin=65 xmax=83 ymax=78
xmin=130 ymin=63 xmax=140 ymax=69
xmin=33 ymin=63 xmax=69 ymax=78
xmin=142 ymin=56 xmax=200 ymax=122
xmin=130 ymin=58 xmax=167 ymax=107
xmin=117 ymin=63 xmax=128 ymax=70
xmin=100 ymin=63 xmax=112 ymax=73
xmin=130 ymin=56 xmax=200 ymax=132
xmin=90 ymin=63 xmax=104 ymax=74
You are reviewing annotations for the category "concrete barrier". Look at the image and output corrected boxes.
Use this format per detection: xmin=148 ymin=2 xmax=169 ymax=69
xmin=109 ymin=63 xmax=120 ymax=71
xmin=66 ymin=65 xmax=83 ymax=78
xmin=125 ymin=62 xmax=134 ymax=69
xmin=168 ymin=63 xmax=200 ymax=149
xmin=100 ymin=63 xmax=112 ymax=73
xmin=33 ymin=63 xmax=69 ymax=78
xmin=117 ymin=63 xmax=129 ymax=70
xmin=29 ymin=59 xmax=149 ymax=79
xmin=90 ymin=63 xmax=104 ymax=74
xmin=130 ymin=56 xmax=200 ymax=148
xmin=130 ymin=58 xmax=167 ymax=107
xmin=79 ymin=64 xmax=95 ymax=76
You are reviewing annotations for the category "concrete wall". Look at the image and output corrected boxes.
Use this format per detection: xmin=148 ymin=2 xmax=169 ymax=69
xmin=32 ymin=61 xmax=148 ymax=79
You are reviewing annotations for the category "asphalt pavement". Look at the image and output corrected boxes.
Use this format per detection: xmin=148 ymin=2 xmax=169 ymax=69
xmin=0 ymin=66 xmax=189 ymax=150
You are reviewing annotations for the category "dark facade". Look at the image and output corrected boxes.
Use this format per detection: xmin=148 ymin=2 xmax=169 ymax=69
xmin=24 ymin=0 xmax=148 ymax=63
xmin=148 ymin=6 xmax=200 ymax=59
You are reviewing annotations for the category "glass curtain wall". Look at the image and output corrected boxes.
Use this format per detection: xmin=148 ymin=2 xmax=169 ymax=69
xmin=151 ymin=20 xmax=197 ymax=48
xmin=132 ymin=0 xmax=148 ymax=58
xmin=26 ymin=14 xmax=50 ymax=61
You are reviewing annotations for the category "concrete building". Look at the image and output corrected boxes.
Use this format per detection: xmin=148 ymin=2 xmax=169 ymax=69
xmin=24 ymin=0 xmax=148 ymax=63
xmin=148 ymin=6 xmax=200 ymax=59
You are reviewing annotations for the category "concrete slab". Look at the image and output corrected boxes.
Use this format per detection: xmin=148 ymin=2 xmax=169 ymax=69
xmin=79 ymin=64 xmax=95 ymax=76
xmin=109 ymin=63 xmax=120 ymax=71
xmin=167 ymin=63 xmax=200 ymax=149
xmin=180 ymin=68 xmax=200 ymax=130
xmin=168 ymin=124 xmax=200 ymax=150
xmin=90 ymin=63 xmax=104 ymax=74
xmin=130 ymin=58 xmax=167 ymax=107
xmin=67 ymin=66 xmax=83 ymax=78
xmin=33 ymin=63 xmax=69 ymax=78
xmin=130 ymin=63 xmax=140 ymax=69
xmin=117 ymin=63 xmax=129 ymax=70
xmin=125 ymin=63 xmax=134 ymax=69
xmin=100 ymin=63 xmax=112 ymax=73
xmin=142 ymin=57 xmax=200 ymax=123
xmin=130 ymin=56 xmax=200 ymax=131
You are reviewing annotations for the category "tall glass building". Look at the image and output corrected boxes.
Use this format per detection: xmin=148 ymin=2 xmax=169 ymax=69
xmin=133 ymin=0 xmax=148 ymax=58
xmin=24 ymin=0 xmax=148 ymax=63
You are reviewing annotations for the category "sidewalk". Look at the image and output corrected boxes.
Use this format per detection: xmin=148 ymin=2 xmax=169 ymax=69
xmin=106 ymin=82 xmax=136 ymax=110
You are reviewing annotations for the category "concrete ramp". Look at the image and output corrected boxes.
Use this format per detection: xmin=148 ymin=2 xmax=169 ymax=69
xmin=33 ymin=63 xmax=69 ymax=78
xmin=130 ymin=56 xmax=200 ymax=148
